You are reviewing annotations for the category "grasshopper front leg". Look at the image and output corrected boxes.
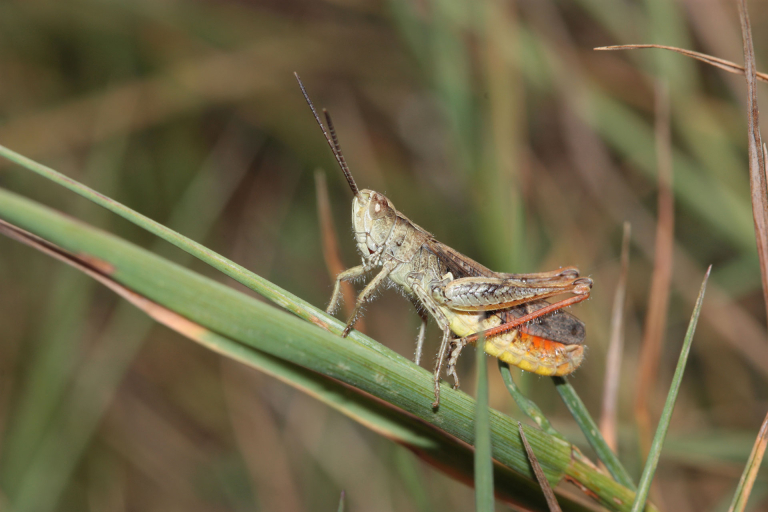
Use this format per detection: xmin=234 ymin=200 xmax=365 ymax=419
xmin=340 ymin=261 xmax=397 ymax=337
xmin=327 ymin=264 xmax=369 ymax=315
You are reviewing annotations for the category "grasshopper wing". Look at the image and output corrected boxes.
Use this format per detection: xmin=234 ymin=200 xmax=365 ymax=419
xmin=426 ymin=240 xmax=495 ymax=279
xmin=435 ymin=272 xmax=585 ymax=312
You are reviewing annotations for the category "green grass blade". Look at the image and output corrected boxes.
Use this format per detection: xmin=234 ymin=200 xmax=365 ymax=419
xmin=337 ymin=490 xmax=345 ymax=512
xmin=475 ymin=345 xmax=494 ymax=512
xmin=553 ymin=377 xmax=635 ymax=490
xmin=500 ymin=361 xmax=564 ymax=441
xmin=0 ymin=143 xmax=352 ymax=345
xmin=3 ymin=136 xmax=258 ymax=512
xmin=0 ymin=136 xmax=128 ymax=491
xmin=0 ymin=207 xmax=569 ymax=512
xmin=728 ymin=411 xmax=768 ymax=512
xmin=0 ymin=186 xmax=644 ymax=511
xmin=393 ymin=447 xmax=432 ymax=512
xmin=630 ymin=266 xmax=711 ymax=512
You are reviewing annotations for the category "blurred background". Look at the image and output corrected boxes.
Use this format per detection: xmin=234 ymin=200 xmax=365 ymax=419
xmin=1 ymin=0 xmax=768 ymax=510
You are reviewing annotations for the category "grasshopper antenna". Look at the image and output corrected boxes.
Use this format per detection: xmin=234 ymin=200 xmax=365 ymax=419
xmin=294 ymin=72 xmax=361 ymax=198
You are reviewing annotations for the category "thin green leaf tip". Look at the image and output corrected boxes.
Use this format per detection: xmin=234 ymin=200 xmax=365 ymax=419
xmin=630 ymin=266 xmax=711 ymax=512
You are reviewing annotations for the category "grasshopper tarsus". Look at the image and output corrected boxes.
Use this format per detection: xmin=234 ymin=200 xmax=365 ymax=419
xmin=297 ymin=74 xmax=591 ymax=407
xmin=450 ymin=371 xmax=460 ymax=391
xmin=432 ymin=380 xmax=441 ymax=409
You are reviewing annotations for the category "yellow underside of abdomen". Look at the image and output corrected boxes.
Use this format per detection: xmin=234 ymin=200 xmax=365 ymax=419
xmin=446 ymin=309 xmax=584 ymax=376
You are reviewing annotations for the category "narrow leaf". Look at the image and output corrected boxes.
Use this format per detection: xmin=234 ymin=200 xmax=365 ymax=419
xmin=0 ymin=143 xmax=346 ymax=343
xmin=475 ymin=343 xmax=494 ymax=512
xmin=630 ymin=266 xmax=711 ymax=512
xmin=500 ymin=361 xmax=564 ymax=441
xmin=554 ymin=377 xmax=635 ymax=490
xmin=3 ymin=130 xmax=258 ymax=512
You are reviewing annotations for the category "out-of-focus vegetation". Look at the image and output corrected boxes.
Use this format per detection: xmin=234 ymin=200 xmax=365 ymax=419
xmin=1 ymin=0 xmax=767 ymax=511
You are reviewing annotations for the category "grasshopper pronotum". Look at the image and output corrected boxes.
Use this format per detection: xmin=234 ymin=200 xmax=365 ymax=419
xmin=295 ymin=73 xmax=592 ymax=408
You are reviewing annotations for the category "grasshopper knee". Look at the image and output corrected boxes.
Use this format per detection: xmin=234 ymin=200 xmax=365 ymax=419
xmin=573 ymin=277 xmax=593 ymax=295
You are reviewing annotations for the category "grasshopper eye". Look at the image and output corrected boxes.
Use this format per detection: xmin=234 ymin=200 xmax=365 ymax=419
xmin=369 ymin=196 xmax=389 ymax=219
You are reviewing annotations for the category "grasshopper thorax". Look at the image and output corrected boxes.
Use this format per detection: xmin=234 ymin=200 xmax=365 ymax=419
xmin=352 ymin=189 xmax=398 ymax=264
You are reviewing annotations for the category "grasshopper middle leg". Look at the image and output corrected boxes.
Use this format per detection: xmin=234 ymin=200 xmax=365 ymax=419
xmin=410 ymin=279 xmax=453 ymax=408
xmin=411 ymin=302 xmax=429 ymax=366
xmin=432 ymin=328 xmax=454 ymax=408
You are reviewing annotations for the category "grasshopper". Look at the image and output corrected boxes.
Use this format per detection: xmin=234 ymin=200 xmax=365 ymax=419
xmin=295 ymin=73 xmax=592 ymax=407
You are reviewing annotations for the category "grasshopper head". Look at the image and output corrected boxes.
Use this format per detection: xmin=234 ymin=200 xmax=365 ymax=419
xmin=352 ymin=189 xmax=397 ymax=262
xmin=293 ymin=74 xmax=398 ymax=264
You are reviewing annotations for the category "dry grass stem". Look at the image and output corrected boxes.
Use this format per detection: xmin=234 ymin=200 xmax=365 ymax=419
xmin=634 ymin=82 xmax=675 ymax=459
xmin=727 ymin=411 xmax=768 ymax=512
xmin=518 ymin=422 xmax=562 ymax=512
xmin=595 ymin=44 xmax=768 ymax=83
xmin=737 ymin=0 xmax=768 ymax=329
xmin=600 ymin=221 xmax=631 ymax=452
